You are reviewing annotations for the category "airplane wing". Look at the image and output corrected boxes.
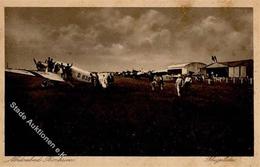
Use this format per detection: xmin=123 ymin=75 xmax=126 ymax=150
xmin=5 ymin=69 xmax=35 ymax=76
xmin=27 ymin=70 xmax=65 ymax=82
xmin=5 ymin=69 xmax=65 ymax=82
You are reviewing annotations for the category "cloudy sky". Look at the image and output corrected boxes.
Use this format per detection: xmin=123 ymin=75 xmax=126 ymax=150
xmin=5 ymin=7 xmax=252 ymax=72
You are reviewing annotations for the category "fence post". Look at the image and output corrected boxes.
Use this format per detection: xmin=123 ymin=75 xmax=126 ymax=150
xmin=226 ymin=78 xmax=229 ymax=83
xmin=240 ymin=78 xmax=243 ymax=84
xmin=250 ymin=78 xmax=253 ymax=85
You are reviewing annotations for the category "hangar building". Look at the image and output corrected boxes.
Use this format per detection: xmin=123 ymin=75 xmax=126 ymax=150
xmin=201 ymin=59 xmax=253 ymax=78
xmin=167 ymin=62 xmax=206 ymax=75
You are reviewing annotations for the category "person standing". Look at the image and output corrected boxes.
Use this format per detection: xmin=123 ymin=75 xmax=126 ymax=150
xmin=183 ymin=74 xmax=192 ymax=95
xmin=46 ymin=57 xmax=51 ymax=72
xmin=159 ymin=75 xmax=164 ymax=90
xmin=151 ymin=75 xmax=157 ymax=91
xmin=175 ymin=74 xmax=183 ymax=97
xmin=94 ymin=73 xmax=99 ymax=87
xmin=49 ymin=58 xmax=54 ymax=72
xmin=65 ymin=63 xmax=73 ymax=80
xmin=60 ymin=63 xmax=65 ymax=78
xmin=54 ymin=63 xmax=60 ymax=73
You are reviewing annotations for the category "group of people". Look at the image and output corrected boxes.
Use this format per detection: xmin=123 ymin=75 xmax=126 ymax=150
xmin=150 ymin=73 xmax=192 ymax=97
xmin=45 ymin=57 xmax=73 ymax=80
xmin=92 ymin=73 xmax=114 ymax=88
xmin=151 ymin=75 xmax=164 ymax=91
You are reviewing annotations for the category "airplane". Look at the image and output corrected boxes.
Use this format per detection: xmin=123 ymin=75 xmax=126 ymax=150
xmin=5 ymin=58 xmax=113 ymax=89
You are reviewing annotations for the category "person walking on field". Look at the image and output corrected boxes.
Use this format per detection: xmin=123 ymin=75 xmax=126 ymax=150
xmin=175 ymin=74 xmax=183 ymax=97
xmin=183 ymin=74 xmax=192 ymax=95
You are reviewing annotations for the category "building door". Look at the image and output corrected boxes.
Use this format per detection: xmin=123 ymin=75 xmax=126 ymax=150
xmin=240 ymin=66 xmax=247 ymax=77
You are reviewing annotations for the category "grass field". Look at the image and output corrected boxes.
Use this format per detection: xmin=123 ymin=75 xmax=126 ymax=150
xmin=5 ymin=73 xmax=253 ymax=156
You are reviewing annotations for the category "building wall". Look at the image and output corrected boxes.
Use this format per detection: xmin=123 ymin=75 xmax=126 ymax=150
xmin=182 ymin=68 xmax=188 ymax=74
xmin=240 ymin=66 xmax=247 ymax=77
xmin=234 ymin=67 xmax=240 ymax=77
xmin=185 ymin=62 xmax=206 ymax=74
xmin=168 ymin=62 xmax=207 ymax=75
xmin=228 ymin=67 xmax=234 ymax=77
xmin=228 ymin=66 xmax=247 ymax=78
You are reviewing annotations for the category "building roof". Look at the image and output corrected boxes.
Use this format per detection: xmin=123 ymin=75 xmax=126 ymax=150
xmin=206 ymin=63 xmax=228 ymax=69
xmin=168 ymin=63 xmax=190 ymax=70
xmin=204 ymin=59 xmax=253 ymax=69
xmin=168 ymin=62 xmax=206 ymax=70
xmin=152 ymin=69 xmax=168 ymax=74
xmin=221 ymin=59 xmax=253 ymax=67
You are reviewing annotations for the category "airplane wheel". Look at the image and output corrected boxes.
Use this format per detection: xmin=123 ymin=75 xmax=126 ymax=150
xmin=41 ymin=80 xmax=49 ymax=88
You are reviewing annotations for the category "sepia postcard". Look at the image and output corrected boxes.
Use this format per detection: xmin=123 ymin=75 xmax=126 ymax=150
xmin=0 ymin=0 xmax=259 ymax=167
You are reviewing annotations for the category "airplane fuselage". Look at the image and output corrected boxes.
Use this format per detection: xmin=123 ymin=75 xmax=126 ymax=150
xmin=34 ymin=59 xmax=111 ymax=88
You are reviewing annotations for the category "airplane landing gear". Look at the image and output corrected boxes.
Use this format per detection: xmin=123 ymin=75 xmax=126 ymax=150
xmin=41 ymin=80 xmax=53 ymax=88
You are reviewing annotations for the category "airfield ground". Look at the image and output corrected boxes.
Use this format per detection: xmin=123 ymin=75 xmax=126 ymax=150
xmin=5 ymin=73 xmax=253 ymax=156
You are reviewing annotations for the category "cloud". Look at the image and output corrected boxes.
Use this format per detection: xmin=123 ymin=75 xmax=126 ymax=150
xmin=120 ymin=9 xmax=172 ymax=51
xmin=5 ymin=8 xmax=253 ymax=71
xmin=171 ymin=14 xmax=253 ymax=63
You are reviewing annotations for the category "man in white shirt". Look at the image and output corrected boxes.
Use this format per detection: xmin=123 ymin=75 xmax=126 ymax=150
xmin=184 ymin=75 xmax=192 ymax=84
xmin=175 ymin=74 xmax=183 ymax=97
